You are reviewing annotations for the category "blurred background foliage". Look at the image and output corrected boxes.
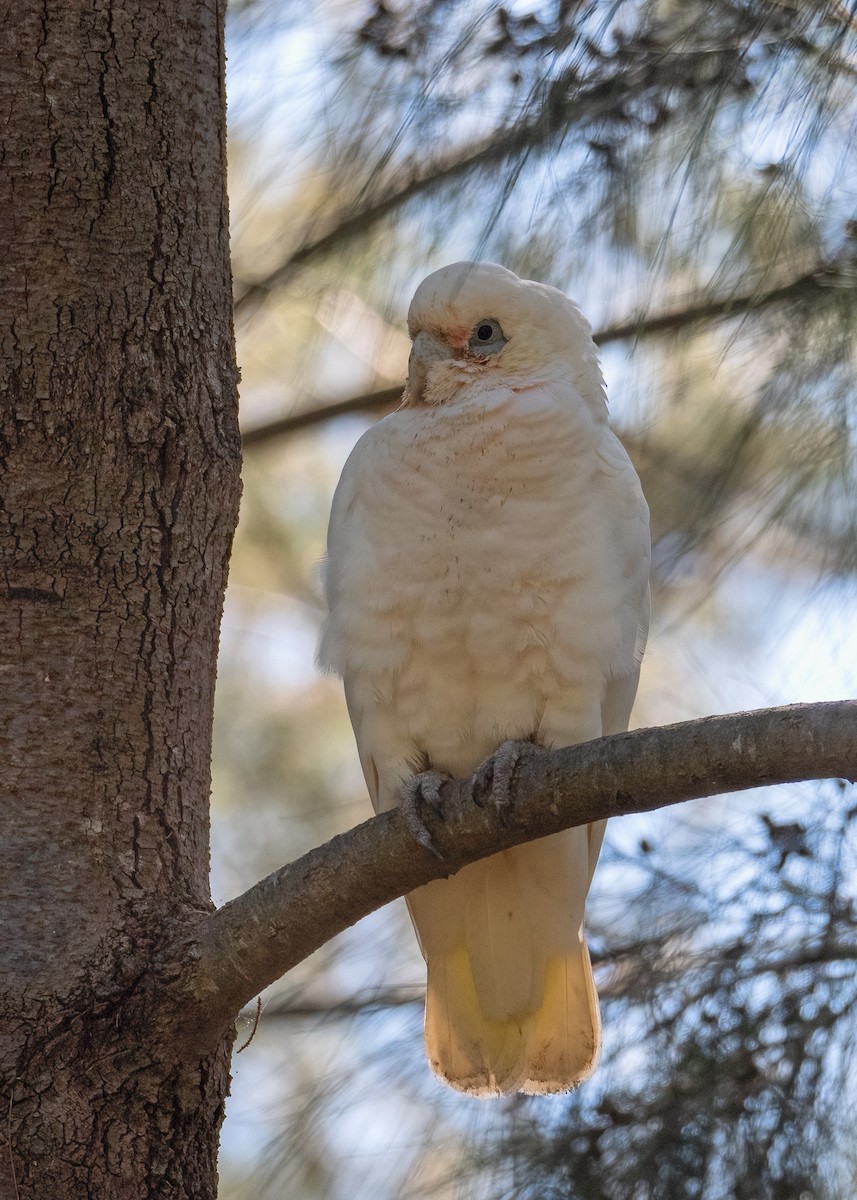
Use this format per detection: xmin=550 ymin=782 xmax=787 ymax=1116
xmin=214 ymin=2 xmax=857 ymax=1196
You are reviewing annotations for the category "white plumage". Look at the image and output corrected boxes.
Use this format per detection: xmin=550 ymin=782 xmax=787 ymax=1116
xmin=319 ymin=262 xmax=650 ymax=1095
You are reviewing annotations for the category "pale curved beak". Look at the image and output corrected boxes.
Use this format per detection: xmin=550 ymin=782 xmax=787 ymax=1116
xmin=407 ymin=330 xmax=451 ymax=404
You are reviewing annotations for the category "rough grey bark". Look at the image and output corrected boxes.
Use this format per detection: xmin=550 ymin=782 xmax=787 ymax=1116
xmin=0 ymin=2 xmax=240 ymax=1197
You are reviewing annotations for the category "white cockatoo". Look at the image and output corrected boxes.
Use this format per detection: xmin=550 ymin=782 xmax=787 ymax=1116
xmin=319 ymin=262 xmax=650 ymax=1095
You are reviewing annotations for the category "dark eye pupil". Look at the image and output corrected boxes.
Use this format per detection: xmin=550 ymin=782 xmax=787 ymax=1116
xmin=476 ymin=324 xmax=494 ymax=341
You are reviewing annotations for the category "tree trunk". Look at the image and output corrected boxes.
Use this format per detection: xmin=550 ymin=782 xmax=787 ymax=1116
xmin=2 ymin=4 xmax=853 ymax=1194
xmin=0 ymin=3 xmax=240 ymax=1196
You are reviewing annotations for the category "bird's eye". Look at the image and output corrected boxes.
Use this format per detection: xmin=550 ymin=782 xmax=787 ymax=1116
xmin=468 ymin=318 xmax=506 ymax=355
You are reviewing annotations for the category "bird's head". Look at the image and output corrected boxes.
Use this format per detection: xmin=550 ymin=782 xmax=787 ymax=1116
xmin=402 ymin=261 xmax=606 ymax=416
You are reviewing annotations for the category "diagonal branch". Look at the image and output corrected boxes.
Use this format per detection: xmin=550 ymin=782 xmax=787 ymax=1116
xmin=232 ymin=13 xmax=856 ymax=320
xmin=232 ymin=38 xmax=781 ymax=316
xmin=172 ymin=700 xmax=856 ymax=1048
xmin=241 ymin=386 xmax=403 ymax=447
xmin=231 ymin=62 xmax=598 ymax=315
xmin=240 ymin=264 xmax=845 ymax=448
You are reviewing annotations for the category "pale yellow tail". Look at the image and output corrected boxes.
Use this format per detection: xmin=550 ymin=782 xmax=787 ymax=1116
xmin=423 ymin=932 xmax=600 ymax=1095
xmin=406 ymin=828 xmax=601 ymax=1096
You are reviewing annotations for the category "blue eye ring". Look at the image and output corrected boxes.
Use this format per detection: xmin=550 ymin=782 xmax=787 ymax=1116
xmin=468 ymin=318 xmax=507 ymax=354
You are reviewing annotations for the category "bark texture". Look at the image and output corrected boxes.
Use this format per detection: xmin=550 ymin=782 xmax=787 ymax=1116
xmin=0 ymin=3 xmax=240 ymax=1197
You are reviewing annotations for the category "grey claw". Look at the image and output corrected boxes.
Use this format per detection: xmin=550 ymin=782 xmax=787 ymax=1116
xmin=471 ymin=739 xmax=538 ymax=815
xmin=399 ymin=770 xmax=449 ymax=859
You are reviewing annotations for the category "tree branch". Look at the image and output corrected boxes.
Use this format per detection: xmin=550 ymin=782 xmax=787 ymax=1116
xmin=241 ymin=940 xmax=857 ymax=1024
xmin=175 ymin=701 xmax=855 ymax=1046
xmin=241 ymin=386 xmax=403 ymax=447
xmin=231 ymin=39 xmax=774 ymax=316
xmin=231 ymin=62 xmax=605 ymax=315
xmin=240 ymin=264 xmax=845 ymax=449
xmin=239 ymin=988 xmax=423 ymax=1022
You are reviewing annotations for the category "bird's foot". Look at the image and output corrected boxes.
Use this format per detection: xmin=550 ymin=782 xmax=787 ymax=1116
xmin=399 ymin=770 xmax=451 ymax=860
xmin=469 ymin=739 xmax=540 ymax=817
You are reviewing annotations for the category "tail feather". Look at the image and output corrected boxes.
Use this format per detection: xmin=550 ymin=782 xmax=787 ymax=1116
xmin=423 ymin=935 xmax=601 ymax=1095
xmin=407 ymin=828 xmax=601 ymax=1096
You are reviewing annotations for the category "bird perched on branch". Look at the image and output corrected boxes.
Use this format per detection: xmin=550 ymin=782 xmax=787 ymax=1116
xmin=319 ymin=261 xmax=650 ymax=1095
